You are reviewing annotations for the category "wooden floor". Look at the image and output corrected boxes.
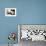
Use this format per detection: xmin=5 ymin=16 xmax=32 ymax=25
xmin=0 ymin=44 xmax=18 ymax=46
xmin=0 ymin=40 xmax=46 ymax=46
xmin=19 ymin=39 xmax=46 ymax=46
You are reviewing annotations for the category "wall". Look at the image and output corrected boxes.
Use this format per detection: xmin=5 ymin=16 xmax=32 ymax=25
xmin=0 ymin=0 xmax=46 ymax=44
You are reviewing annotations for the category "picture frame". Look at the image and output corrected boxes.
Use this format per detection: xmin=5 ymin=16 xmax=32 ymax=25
xmin=5 ymin=8 xmax=16 ymax=17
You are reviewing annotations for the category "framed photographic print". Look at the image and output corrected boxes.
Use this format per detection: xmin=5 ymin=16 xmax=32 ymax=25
xmin=5 ymin=8 xmax=16 ymax=17
xmin=18 ymin=24 xmax=46 ymax=41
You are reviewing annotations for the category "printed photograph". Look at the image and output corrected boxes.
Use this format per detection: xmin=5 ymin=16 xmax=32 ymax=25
xmin=5 ymin=8 xmax=16 ymax=16
xmin=18 ymin=25 xmax=46 ymax=46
